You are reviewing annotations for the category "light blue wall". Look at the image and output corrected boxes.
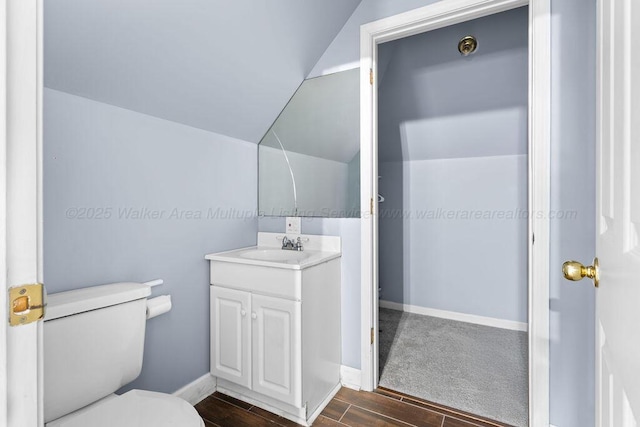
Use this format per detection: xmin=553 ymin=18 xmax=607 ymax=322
xmin=44 ymin=88 xmax=258 ymax=394
xmin=377 ymin=8 xmax=528 ymax=323
xmin=377 ymin=8 xmax=528 ymax=162
xmin=307 ymin=0 xmax=597 ymax=425
xmin=380 ymin=156 xmax=528 ymax=321
xmin=378 ymin=160 xmax=405 ymax=306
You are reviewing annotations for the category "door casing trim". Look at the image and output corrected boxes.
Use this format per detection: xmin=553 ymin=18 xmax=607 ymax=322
xmin=359 ymin=0 xmax=550 ymax=425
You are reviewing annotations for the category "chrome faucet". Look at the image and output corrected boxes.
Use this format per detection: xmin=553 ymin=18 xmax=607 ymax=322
xmin=282 ymin=236 xmax=304 ymax=251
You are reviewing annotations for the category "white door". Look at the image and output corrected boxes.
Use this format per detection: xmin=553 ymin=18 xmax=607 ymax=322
xmin=210 ymin=286 xmax=251 ymax=389
xmin=1 ymin=0 xmax=44 ymax=426
xmin=594 ymin=0 xmax=640 ymax=424
xmin=251 ymin=294 xmax=301 ymax=407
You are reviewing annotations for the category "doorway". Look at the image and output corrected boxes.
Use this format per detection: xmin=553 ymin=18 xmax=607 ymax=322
xmin=376 ymin=8 xmax=528 ymax=425
xmin=359 ymin=0 xmax=552 ymax=426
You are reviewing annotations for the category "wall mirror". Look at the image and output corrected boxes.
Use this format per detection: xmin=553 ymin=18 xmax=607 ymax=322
xmin=258 ymin=68 xmax=360 ymax=218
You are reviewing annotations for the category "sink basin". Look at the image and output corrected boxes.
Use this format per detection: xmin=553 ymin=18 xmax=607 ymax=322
xmin=239 ymin=249 xmax=310 ymax=263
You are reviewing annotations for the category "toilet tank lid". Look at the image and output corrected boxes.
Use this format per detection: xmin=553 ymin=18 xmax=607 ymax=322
xmin=45 ymin=282 xmax=151 ymax=321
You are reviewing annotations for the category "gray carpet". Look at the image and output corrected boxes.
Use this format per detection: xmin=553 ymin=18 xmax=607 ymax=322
xmin=378 ymin=308 xmax=528 ymax=427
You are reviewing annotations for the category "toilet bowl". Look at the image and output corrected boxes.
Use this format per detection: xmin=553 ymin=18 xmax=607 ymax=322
xmin=46 ymin=390 xmax=204 ymax=427
xmin=43 ymin=282 xmax=204 ymax=427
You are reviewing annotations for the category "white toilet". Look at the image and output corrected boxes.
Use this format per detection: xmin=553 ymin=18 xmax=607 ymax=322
xmin=43 ymin=282 xmax=205 ymax=427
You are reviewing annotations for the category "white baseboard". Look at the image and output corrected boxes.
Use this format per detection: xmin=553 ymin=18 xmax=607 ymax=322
xmin=340 ymin=365 xmax=361 ymax=390
xmin=379 ymin=300 xmax=528 ymax=332
xmin=173 ymin=373 xmax=217 ymax=405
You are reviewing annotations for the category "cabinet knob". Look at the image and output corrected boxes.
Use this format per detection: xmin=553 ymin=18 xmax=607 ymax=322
xmin=251 ymin=312 xmax=257 ymax=319
xmin=241 ymin=309 xmax=246 ymax=316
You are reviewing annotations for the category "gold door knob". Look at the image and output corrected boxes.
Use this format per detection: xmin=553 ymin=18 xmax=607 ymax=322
xmin=562 ymin=257 xmax=599 ymax=288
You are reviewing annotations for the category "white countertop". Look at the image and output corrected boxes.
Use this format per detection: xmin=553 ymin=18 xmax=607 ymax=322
xmin=205 ymin=232 xmax=341 ymax=270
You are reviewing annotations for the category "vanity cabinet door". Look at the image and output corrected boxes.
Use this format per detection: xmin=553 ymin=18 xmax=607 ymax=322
xmin=211 ymin=286 xmax=251 ymax=389
xmin=251 ymin=294 xmax=302 ymax=407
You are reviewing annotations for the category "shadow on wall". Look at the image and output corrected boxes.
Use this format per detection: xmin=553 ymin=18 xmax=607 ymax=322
xmin=378 ymin=161 xmax=407 ymax=303
xmin=376 ymin=7 xmax=529 ymax=165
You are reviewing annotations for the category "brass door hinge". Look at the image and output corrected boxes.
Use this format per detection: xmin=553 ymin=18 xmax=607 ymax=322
xmin=370 ymin=197 xmax=374 ymax=215
xmin=9 ymin=283 xmax=46 ymax=326
xmin=370 ymin=327 xmax=374 ymax=344
xmin=369 ymin=68 xmax=373 ymax=85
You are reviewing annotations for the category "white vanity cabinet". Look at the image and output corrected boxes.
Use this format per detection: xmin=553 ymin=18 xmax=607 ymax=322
xmin=211 ymin=287 xmax=301 ymax=406
xmin=206 ymin=232 xmax=341 ymax=427
xmin=210 ymin=286 xmax=252 ymax=389
xmin=251 ymin=293 xmax=301 ymax=405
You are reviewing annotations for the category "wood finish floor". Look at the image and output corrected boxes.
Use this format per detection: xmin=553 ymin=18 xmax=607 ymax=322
xmin=195 ymin=387 xmax=514 ymax=427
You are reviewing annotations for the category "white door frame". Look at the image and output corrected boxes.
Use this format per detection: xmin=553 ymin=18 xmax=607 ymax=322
xmin=359 ymin=0 xmax=551 ymax=425
xmin=1 ymin=0 xmax=44 ymax=426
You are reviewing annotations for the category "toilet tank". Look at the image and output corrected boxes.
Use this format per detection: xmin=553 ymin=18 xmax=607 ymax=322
xmin=43 ymin=283 xmax=151 ymax=423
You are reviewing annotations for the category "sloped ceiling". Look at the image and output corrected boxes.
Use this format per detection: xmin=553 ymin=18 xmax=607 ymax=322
xmin=44 ymin=0 xmax=361 ymax=143
xmin=377 ymin=7 xmax=528 ymax=162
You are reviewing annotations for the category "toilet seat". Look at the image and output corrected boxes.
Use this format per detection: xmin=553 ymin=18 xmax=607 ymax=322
xmin=45 ymin=389 xmax=204 ymax=427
